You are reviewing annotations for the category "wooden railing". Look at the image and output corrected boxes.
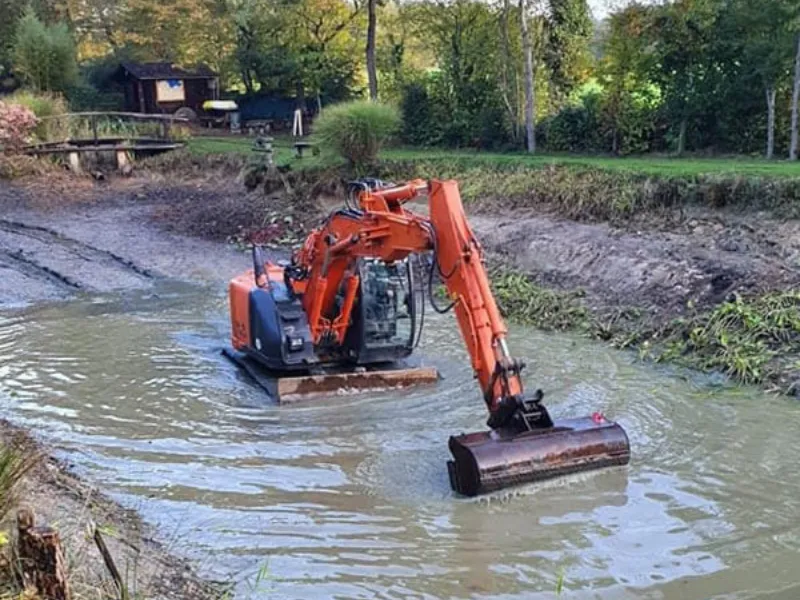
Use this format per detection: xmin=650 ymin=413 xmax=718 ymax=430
xmin=24 ymin=112 xmax=190 ymax=154
xmin=30 ymin=112 xmax=189 ymax=146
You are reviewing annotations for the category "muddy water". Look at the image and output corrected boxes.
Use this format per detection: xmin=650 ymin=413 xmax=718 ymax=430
xmin=2 ymin=282 xmax=800 ymax=599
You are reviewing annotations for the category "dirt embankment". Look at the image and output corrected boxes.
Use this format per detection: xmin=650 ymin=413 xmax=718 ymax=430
xmin=472 ymin=209 xmax=800 ymax=323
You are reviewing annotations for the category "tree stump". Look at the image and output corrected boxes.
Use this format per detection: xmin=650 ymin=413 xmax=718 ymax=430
xmin=16 ymin=508 xmax=71 ymax=600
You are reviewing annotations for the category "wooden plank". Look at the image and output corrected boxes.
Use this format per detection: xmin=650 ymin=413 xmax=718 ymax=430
xmin=277 ymin=366 xmax=439 ymax=404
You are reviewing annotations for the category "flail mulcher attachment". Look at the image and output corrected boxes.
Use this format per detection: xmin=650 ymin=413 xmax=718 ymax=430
xmin=447 ymin=394 xmax=630 ymax=497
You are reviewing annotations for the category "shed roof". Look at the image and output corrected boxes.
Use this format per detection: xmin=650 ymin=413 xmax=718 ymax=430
xmin=120 ymin=62 xmax=217 ymax=80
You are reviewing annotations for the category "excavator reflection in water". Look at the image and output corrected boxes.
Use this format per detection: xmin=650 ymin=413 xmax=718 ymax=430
xmin=227 ymin=178 xmax=630 ymax=496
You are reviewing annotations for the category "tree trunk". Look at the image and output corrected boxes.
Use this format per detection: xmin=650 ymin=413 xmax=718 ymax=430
xmin=366 ymin=0 xmax=378 ymax=100
xmin=519 ymin=0 xmax=535 ymax=153
xmin=16 ymin=509 xmax=71 ymax=600
xmin=677 ymin=118 xmax=687 ymax=156
xmin=766 ymin=86 xmax=776 ymax=159
xmin=500 ymin=0 xmax=518 ymax=142
xmin=296 ymin=80 xmax=306 ymax=112
xmin=791 ymin=34 xmax=800 ymax=161
xmin=242 ymin=69 xmax=254 ymax=95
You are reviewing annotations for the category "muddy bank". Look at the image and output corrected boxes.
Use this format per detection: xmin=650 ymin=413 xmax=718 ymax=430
xmin=0 ymin=180 xmax=255 ymax=308
xmin=0 ymin=420 xmax=220 ymax=599
xmin=472 ymin=209 xmax=800 ymax=321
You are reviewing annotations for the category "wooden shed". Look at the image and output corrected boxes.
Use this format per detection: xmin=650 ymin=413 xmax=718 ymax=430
xmin=115 ymin=62 xmax=219 ymax=116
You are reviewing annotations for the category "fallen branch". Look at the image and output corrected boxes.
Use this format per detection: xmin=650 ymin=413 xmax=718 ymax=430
xmin=92 ymin=525 xmax=124 ymax=597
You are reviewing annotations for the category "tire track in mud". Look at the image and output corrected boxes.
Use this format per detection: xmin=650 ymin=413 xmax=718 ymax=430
xmin=0 ymin=219 xmax=160 ymax=306
xmin=0 ymin=248 xmax=83 ymax=290
xmin=0 ymin=220 xmax=154 ymax=279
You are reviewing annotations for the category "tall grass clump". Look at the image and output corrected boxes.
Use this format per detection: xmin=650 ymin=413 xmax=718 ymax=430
xmin=314 ymin=101 xmax=401 ymax=169
xmin=0 ymin=437 xmax=40 ymax=522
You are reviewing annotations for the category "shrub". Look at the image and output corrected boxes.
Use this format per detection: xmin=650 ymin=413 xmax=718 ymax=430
xmin=0 ymin=101 xmax=38 ymax=152
xmin=313 ymin=100 xmax=401 ymax=168
xmin=6 ymin=90 xmax=68 ymax=142
xmin=66 ymin=80 xmax=125 ymax=112
xmin=401 ymin=82 xmax=441 ymax=147
xmin=0 ymin=154 xmax=50 ymax=179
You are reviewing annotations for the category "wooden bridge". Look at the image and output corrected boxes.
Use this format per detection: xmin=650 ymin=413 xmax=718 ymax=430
xmin=24 ymin=112 xmax=189 ymax=172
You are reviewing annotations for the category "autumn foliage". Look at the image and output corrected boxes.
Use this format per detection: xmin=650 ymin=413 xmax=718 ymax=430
xmin=0 ymin=102 xmax=38 ymax=153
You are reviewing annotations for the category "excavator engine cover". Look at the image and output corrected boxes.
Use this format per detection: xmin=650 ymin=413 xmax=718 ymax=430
xmin=447 ymin=415 xmax=630 ymax=497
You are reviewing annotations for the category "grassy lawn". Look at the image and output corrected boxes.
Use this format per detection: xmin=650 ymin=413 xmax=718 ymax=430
xmin=384 ymin=148 xmax=800 ymax=177
xmin=187 ymin=135 xmax=271 ymax=155
xmin=187 ymin=134 xmax=329 ymax=167
xmin=186 ymin=135 xmax=800 ymax=178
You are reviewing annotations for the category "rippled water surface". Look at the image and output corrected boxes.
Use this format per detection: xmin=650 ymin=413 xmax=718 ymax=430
xmin=2 ymin=281 xmax=800 ymax=599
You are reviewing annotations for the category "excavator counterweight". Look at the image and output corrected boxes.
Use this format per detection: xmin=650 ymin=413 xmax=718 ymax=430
xmin=227 ymin=178 xmax=630 ymax=496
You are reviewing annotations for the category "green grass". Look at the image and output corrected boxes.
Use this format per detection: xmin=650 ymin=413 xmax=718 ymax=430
xmin=187 ymin=134 xmax=332 ymax=170
xmin=186 ymin=135 xmax=800 ymax=178
xmin=187 ymin=135 xmax=262 ymax=156
xmin=383 ymin=147 xmax=800 ymax=177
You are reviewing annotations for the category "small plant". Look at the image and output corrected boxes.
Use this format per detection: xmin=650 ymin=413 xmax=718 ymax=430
xmin=0 ymin=102 xmax=38 ymax=152
xmin=555 ymin=567 xmax=566 ymax=595
xmin=313 ymin=100 xmax=401 ymax=169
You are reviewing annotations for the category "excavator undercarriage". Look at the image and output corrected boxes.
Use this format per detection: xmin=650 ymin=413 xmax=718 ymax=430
xmin=227 ymin=178 xmax=630 ymax=496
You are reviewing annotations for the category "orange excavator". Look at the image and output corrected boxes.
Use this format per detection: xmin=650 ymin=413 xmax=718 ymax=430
xmin=227 ymin=178 xmax=630 ymax=496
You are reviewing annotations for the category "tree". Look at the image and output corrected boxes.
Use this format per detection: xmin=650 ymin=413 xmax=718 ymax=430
xmin=413 ymin=0 xmax=509 ymax=147
xmin=120 ymin=0 xmax=234 ymax=70
xmin=0 ymin=0 xmax=27 ymax=77
xmin=500 ymin=0 xmax=521 ymax=142
xmin=233 ymin=0 xmax=295 ymax=94
xmin=366 ymin=0 xmax=378 ymax=99
xmin=545 ymin=0 xmax=592 ymax=101
xmin=648 ymin=0 xmax=719 ymax=155
xmin=13 ymin=8 xmax=78 ymax=93
xmin=723 ymin=0 xmax=796 ymax=159
xmin=520 ymin=0 xmax=536 ymax=152
xmin=597 ymin=2 xmax=657 ymax=154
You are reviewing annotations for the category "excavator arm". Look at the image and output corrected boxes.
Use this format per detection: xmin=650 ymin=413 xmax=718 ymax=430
xmin=288 ymin=178 xmax=544 ymax=429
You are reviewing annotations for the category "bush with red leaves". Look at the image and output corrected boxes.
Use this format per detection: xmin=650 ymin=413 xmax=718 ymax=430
xmin=0 ymin=102 xmax=38 ymax=153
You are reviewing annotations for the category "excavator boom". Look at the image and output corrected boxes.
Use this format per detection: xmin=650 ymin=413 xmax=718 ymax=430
xmin=229 ymin=178 xmax=630 ymax=496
